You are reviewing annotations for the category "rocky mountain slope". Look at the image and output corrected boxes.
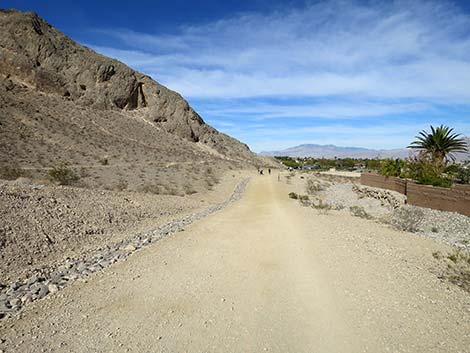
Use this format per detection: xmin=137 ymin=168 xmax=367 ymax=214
xmin=0 ymin=9 xmax=270 ymax=193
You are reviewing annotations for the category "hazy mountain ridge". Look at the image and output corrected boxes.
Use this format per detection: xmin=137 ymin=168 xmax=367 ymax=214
xmin=261 ymin=140 xmax=470 ymax=160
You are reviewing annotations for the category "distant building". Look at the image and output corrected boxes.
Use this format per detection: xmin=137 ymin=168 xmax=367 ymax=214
xmin=303 ymin=164 xmax=321 ymax=170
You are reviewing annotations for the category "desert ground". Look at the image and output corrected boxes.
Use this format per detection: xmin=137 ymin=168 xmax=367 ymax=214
xmin=1 ymin=172 xmax=468 ymax=353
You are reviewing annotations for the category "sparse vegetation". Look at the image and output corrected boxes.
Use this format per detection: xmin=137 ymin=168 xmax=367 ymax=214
xmin=47 ymin=162 xmax=80 ymax=185
xmin=113 ymin=180 xmax=128 ymax=191
xmin=433 ymin=249 xmax=470 ymax=293
xmin=349 ymin=205 xmax=373 ymax=220
xmin=390 ymin=207 xmax=424 ymax=233
xmin=306 ymin=179 xmax=325 ymax=194
xmin=312 ymin=199 xmax=332 ymax=214
xmin=288 ymin=192 xmax=298 ymax=199
xmin=99 ymin=157 xmax=109 ymax=166
xmin=0 ymin=166 xmax=28 ymax=180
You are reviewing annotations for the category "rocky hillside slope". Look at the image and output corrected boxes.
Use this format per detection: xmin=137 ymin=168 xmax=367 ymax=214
xmin=0 ymin=9 xmax=271 ymax=193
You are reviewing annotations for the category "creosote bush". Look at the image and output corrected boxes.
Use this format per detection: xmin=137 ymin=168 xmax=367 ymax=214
xmin=349 ymin=206 xmax=373 ymax=220
xmin=288 ymin=192 xmax=298 ymax=199
xmin=390 ymin=206 xmax=424 ymax=233
xmin=432 ymin=249 xmax=470 ymax=293
xmin=312 ymin=199 xmax=332 ymax=214
xmin=47 ymin=162 xmax=79 ymax=185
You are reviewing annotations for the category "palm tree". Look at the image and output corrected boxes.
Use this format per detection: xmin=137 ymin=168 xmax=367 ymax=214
xmin=408 ymin=125 xmax=468 ymax=166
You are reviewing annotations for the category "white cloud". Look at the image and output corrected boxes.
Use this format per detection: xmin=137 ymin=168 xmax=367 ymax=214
xmin=92 ymin=0 xmax=470 ymax=102
xmin=87 ymin=0 xmax=470 ymax=151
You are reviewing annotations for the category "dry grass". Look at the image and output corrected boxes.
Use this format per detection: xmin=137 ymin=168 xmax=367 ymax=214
xmin=433 ymin=249 xmax=470 ymax=293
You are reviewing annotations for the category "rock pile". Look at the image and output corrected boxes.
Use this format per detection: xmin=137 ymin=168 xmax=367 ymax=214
xmin=352 ymin=185 xmax=405 ymax=209
xmin=0 ymin=178 xmax=250 ymax=320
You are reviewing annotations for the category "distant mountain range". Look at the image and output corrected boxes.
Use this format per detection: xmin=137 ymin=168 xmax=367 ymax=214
xmin=261 ymin=140 xmax=470 ymax=160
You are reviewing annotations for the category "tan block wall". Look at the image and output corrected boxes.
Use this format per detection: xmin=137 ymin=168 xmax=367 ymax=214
xmin=360 ymin=173 xmax=407 ymax=194
xmin=407 ymin=182 xmax=470 ymax=216
xmin=360 ymin=173 xmax=470 ymax=216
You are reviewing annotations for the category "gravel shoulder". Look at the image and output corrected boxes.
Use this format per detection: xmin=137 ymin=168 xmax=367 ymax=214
xmin=0 ymin=170 xmax=249 ymax=284
xmin=0 ymin=174 xmax=468 ymax=352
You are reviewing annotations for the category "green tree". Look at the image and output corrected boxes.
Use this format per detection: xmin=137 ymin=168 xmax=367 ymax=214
xmin=408 ymin=125 xmax=468 ymax=169
xmin=379 ymin=158 xmax=405 ymax=177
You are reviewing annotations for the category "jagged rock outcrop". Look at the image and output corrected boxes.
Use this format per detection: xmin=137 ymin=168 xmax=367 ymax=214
xmin=0 ymin=9 xmax=260 ymax=161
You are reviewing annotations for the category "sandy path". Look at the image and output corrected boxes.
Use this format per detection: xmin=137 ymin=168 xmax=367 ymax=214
xmin=1 ymin=175 xmax=469 ymax=352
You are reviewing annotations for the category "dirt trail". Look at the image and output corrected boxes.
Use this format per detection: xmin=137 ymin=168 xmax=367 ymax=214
xmin=1 ymin=175 xmax=469 ymax=352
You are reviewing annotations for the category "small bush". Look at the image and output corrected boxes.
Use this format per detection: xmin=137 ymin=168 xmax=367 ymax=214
xmin=306 ymin=179 xmax=326 ymax=194
xmin=0 ymin=166 xmax=27 ymax=180
xmin=349 ymin=205 xmax=373 ymax=220
xmin=114 ymin=180 xmax=128 ymax=191
xmin=312 ymin=199 xmax=332 ymax=214
xmin=47 ymin=162 xmax=79 ymax=185
xmin=288 ymin=192 xmax=298 ymax=199
xmin=299 ymin=195 xmax=309 ymax=201
xmin=390 ymin=207 xmax=424 ymax=233
xmin=435 ymin=249 xmax=470 ymax=293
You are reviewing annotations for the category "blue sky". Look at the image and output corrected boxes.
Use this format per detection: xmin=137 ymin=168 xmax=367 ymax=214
xmin=4 ymin=0 xmax=470 ymax=152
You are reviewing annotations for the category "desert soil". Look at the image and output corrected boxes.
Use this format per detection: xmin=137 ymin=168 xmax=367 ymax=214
xmin=0 ymin=173 xmax=469 ymax=353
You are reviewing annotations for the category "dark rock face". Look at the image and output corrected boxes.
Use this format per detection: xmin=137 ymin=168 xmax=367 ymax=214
xmin=0 ymin=9 xmax=256 ymax=158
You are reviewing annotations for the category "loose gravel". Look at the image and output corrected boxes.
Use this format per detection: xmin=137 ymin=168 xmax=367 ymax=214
xmin=302 ymin=174 xmax=470 ymax=248
xmin=0 ymin=178 xmax=250 ymax=320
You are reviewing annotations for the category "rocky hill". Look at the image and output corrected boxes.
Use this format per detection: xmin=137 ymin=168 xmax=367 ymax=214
xmin=0 ymin=9 xmax=270 ymax=194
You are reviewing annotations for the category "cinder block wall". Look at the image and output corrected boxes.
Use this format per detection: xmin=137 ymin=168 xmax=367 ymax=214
xmin=407 ymin=182 xmax=470 ymax=216
xmin=360 ymin=173 xmax=470 ymax=216
xmin=360 ymin=173 xmax=407 ymax=194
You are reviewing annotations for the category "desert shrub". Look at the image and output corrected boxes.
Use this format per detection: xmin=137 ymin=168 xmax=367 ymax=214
xmin=434 ymin=249 xmax=470 ymax=292
xmin=312 ymin=199 xmax=332 ymax=214
xmin=114 ymin=180 xmax=128 ymax=191
xmin=183 ymin=184 xmax=197 ymax=195
xmin=99 ymin=157 xmax=109 ymax=166
xmin=379 ymin=159 xmax=405 ymax=177
xmin=390 ymin=207 xmax=424 ymax=232
xmin=349 ymin=205 xmax=373 ymax=219
xmin=0 ymin=166 xmax=27 ymax=180
xmin=140 ymin=183 xmax=161 ymax=194
xmin=288 ymin=192 xmax=298 ymax=199
xmin=306 ymin=179 xmax=325 ymax=194
xmin=47 ymin=162 xmax=79 ymax=185
xmin=298 ymin=195 xmax=310 ymax=207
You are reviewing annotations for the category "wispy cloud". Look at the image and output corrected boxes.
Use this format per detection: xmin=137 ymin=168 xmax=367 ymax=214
xmin=87 ymin=0 xmax=470 ymax=151
xmin=93 ymin=0 xmax=470 ymax=101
